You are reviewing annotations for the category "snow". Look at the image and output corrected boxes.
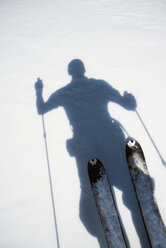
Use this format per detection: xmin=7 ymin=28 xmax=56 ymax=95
xmin=0 ymin=0 xmax=166 ymax=248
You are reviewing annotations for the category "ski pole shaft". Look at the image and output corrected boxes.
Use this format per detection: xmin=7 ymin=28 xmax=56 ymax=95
xmin=135 ymin=110 xmax=166 ymax=166
xmin=42 ymin=115 xmax=60 ymax=248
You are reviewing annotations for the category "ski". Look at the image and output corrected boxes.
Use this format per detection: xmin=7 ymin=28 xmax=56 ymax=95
xmin=88 ymin=158 xmax=127 ymax=248
xmin=125 ymin=139 xmax=166 ymax=248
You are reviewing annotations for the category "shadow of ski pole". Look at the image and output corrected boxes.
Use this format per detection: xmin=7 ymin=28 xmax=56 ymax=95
xmin=42 ymin=115 xmax=61 ymax=248
xmin=135 ymin=110 xmax=166 ymax=167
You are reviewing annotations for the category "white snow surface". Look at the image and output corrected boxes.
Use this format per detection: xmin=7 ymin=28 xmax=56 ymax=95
xmin=0 ymin=0 xmax=166 ymax=248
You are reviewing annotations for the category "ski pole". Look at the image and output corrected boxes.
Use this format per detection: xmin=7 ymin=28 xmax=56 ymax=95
xmin=41 ymin=115 xmax=60 ymax=248
xmin=135 ymin=109 xmax=166 ymax=166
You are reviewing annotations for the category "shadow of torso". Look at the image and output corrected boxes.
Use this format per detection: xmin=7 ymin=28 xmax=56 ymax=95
xmin=50 ymin=77 xmax=127 ymax=180
xmin=45 ymin=77 xmax=143 ymax=247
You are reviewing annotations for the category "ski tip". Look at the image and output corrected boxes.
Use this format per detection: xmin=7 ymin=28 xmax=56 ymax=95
xmin=125 ymin=139 xmax=137 ymax=157
xmin=126 ymin=138 xmax=141 ymax=150
xmin=127 ymin=139 xmax=137 ymax=148
xmin=125 ymin=136 xmax=136 ymax=145
xmin=89 ymin=158 xmax=98 ymax=166
xmin=87 ymin=158 xmax=104 ymax=184
xmin=88 ymin=158 xmax=102 ymax=168
xmin=125 ymin=138 xmax=145 ymax=162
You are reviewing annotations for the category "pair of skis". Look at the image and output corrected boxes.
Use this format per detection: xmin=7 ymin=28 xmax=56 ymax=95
xmin=88 ymin=139 xmax=166 ymax=248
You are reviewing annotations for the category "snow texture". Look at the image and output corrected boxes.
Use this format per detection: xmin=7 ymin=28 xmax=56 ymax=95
xmin=127 ymin=140 xmax=166 ymax=248
xmin=92 ymin=169 xmax=126 ymax=248
xmin=0 ymin=0 xmax=166 ymax=247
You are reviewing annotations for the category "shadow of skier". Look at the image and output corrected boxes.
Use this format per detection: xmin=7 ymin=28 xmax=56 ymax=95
xmin=35 ymin=59 xmax=150 ymax=248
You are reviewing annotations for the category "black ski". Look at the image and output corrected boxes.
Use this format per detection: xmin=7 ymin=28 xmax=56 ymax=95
xmin=125 ymin=139 xmax=166 ymax=248
xmin=88 ymin=158 xmax=127 ymax=248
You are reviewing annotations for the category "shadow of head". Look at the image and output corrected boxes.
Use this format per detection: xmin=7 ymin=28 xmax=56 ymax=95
xmin=68 ymin=59 xmax=86 ymax=78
